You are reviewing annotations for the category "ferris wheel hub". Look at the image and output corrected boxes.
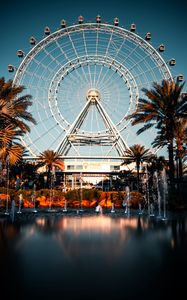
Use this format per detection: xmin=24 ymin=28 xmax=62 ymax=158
xmin=86 ymin=88 xmax=101 ymax=103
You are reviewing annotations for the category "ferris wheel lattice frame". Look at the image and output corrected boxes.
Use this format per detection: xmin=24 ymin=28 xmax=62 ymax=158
xmin=9 ymin=16 xmax=180 ymax=161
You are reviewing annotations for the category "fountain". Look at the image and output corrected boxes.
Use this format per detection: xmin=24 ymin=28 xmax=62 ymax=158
xmin=124 ymin=186 xmax=130 ymax=216
xmin=142 ymin=166 xmax=154 ymax=217
xmin=149 ymin=203 xmax=155 ymax=217
xmin=111 ymin=202 xmax=115 ymax=213
xmin=95 ymin=203 xmax=103 ymax=214
xmin=153 ymin=171 xmax=162 ymax=218
xmin=17 ymin=193 xmax=23 ymax=214
xmin=138 ymin=203 xmax=143 ymax=215
xmin=160 ymin=168 xmax=168 ymax=220
xmin=63 ymin=199 xmax=68 ymax=212
xmin=79 ymin=173 xmax=84 ymax=212
xmin=48 ymin=174 xmax=56 ymax=212
xmin=152 ymin=168 xmax=168 ymax=220
xmin=145 ymin=166 xmax=151 ymax=216
xmin=10 ymin=199 xmax=16 ymax=222
xmin=4 ymin=194 xmax=9 ymax=215
xmin=48 ymin=188 xmax=56 ymax=212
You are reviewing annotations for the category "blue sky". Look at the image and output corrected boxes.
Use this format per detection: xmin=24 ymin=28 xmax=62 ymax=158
xmin=1 ymin=0 xmax=186 ymax=84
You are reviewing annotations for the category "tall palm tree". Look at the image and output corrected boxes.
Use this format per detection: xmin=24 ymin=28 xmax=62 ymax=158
xmin=38 ymin=150 xmax=64 ymax=188
xmin=147 ymin=155 xmax=168 ymax=174
xmin=0 ymin=77 xmax=36 ymax=133
xmin=0 ymin=125 xmax=25 ymax=164
xmin=174 ymin=119 xmax=187 ymax=180
xmin=0 ymin=77 xmax=36 ymax=166
xmin=122 ymin=144 xmax=153 ymax=190
xmin=0 ymin=128 xmax=25 ymax=165
xmin=152 ymin=116 xmax=187 ymax=182
xmin=126 ymin=79 xmax=187 ymax=182
xmin=0 ymin=124 xmax=25 ymax=187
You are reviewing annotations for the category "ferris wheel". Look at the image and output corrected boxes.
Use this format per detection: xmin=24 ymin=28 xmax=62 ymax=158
xmin=9 ymin=16 xmax=177 ymax=159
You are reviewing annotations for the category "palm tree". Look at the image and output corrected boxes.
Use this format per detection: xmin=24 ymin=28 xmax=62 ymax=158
xmin=174 ymin=119 xmax=187 ymax=180
xmin=122 ymin=144 xmax=153 ymax=190
xmin=147 ymin=155 xmax=168 ymax=173
xmin=0 ymin=77 xmax=36 ymax=167
xmin=126 ymin=79 xmax=187 ymax=182
xmin=0 ymin=124 xmax=25 ymax=164
xmin=38 ymin=150 xmax=64 ymax=188
xmin=0 ymin=77 xmax=36 ymax=133
xmin=0 ymin=124 xmax=25 ymax=187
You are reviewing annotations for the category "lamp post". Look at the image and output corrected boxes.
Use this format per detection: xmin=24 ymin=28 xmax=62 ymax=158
xmin=32 ymin=184 xmax=37 ymax=213
xmin=145 ymin=165 xmax=150 ymax=216
xmin=48 ymin=173 xmax=53 ymax=212
xmin=48 ymin=170 xmax=56 ymax=212
xmin=79 ymin=172 xmax=83 ymax=212
xmin=161 ymin=168 xmax=168 ymax=221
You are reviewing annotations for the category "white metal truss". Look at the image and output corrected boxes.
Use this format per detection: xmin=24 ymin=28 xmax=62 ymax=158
xmin=57 ymin=89 xmax=129 ymax=156
xmin=48 ymin=55 xmax=138 ymax=133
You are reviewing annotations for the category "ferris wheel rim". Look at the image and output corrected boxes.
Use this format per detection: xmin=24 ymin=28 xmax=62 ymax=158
xmin=12 ymin=20 xmax=174 ymax=158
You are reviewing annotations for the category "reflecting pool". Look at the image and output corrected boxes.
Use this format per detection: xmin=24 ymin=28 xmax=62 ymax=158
xmin=0 ymin=212 xmax=187 ymax=300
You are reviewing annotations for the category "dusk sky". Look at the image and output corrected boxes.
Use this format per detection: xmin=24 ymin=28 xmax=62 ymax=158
xmin=1 ymin=0 xmax=186 ymax=86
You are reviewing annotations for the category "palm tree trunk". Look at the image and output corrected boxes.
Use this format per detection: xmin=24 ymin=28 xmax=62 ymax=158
xmin=47 ymin=166 xmax=51 ymax=188
xmin=137 ymin=163 xmax=140 ymax=191
xmin=178 ymin=157 xmax=183 ymax=181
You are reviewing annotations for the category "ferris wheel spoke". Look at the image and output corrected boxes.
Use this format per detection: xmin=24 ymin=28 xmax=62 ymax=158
xmin=67 ymin=29 xmax=79 ymax=59
xmin=120 ymin=43 xmax=140 ymax=66
xmin=95 ymin=27 xmax=99 ymax=56
xmin=43 ymin=48 xmax=63 ymax=69
xmin=67 ymin=64 xmax=90 ymax=88
xmin=55 ymin=40 xmax=70 ymax=62
xmin=30 ymin=122 xmax=60 ymax=148
xmin=126 ymin=50 xmax=159 ymax=78
xmin=80 ymin=64 xmax=93 ymax=86
xmin=93 ymin=64 xmax=98 ymax=87
xmin=134 ymin=66 xmax=161 ymax=88
xmin=82 ymin=30 xmax=93 ymax=87
xmin=96 ymin=64 xmax=114 ymax=88
xmin=32 ymin=57 xmax=54 ymax=74
xmin=111 ymin=36 xmax=127 ymax=58
xmin=94 ymin=29 xmax=120 ymax=84
xmin=95 ymin=64 xmax=106 ymax=87
xmin=100 ymin=69 xmax=120 ymax=90
xmin=65 ymin=67 xmax=89 ymax=92
xmin=134 ymin=60 xmax=165 ymax=90
xmin=104 ymin=27 xmax=114 ymax=58
xmin=63 ymin=61 xmax=90 ymax=86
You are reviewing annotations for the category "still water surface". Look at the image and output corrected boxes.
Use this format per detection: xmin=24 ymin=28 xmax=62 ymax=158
xmin=0 ymin=213 xmax=187 ymax=300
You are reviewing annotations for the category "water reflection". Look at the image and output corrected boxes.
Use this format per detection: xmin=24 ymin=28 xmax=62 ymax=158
xmin=170 ymin=219 xmax=187 ymax=249
xmin=0 ymin=214 xmax=187 ymax=299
